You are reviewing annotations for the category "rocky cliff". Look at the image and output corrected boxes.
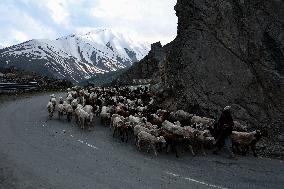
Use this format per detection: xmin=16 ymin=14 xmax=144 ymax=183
xmin=113 ymin=42 xmax=171 ymax=86
xmin=162 ymin=0 xmax=284 ymax=141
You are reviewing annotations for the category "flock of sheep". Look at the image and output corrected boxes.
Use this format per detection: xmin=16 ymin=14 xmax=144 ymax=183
xmin=46 ymin=86 xmax=266 ymax=158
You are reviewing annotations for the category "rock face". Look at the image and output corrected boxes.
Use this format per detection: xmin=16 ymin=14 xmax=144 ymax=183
xmin=113 ymin=42 xmax=171 ymax=85
xmin=163 ymin=0 xmax=284 ymax=135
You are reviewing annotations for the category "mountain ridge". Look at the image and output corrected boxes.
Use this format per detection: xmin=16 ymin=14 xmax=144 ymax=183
xmin=0 ymin=28 xmax=150 ymax=83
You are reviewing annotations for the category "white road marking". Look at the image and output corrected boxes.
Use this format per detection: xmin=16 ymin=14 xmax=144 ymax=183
xmin=166 ymin=172 xmax=228 ymax=189
xmin=77 ymin=139 xmax=98 ymax=150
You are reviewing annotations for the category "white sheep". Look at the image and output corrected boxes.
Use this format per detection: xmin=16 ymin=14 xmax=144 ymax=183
xmin=76 ymin=107 xmax=89 ymax=129
xmin=50 ymin=97 xmax=57 ymax=109
xmin=231 ymin=130 xmax=264 ymax=157
xmin=137 ymin=131 xmax=166 ymax=156
xmin=66 ymin=94 xmax=74 ymax=104
xmin=57 ymin=104 xmax=64 ymax=120
xmin=233 ymin=121 xmax=248 ymax=132
xmin=71 ymin=99 xmax=79 ymax=110
xmin=128 ymin=115 xmax=147 ymax=126
xmin=83 ymin=105 xmax=94 ymax=126
xmin=100 ymin=106 xmax=110 ymax=126
xmin=64 ymin=103 xmax=73 ymax=122
xmin=111 ymin=116 xmax=125 ymax=137
xmin=133 ymin=125 xmax=151 ymax=138
xmin=162 ymin=120 xmax=184 ymax=136
xmin=47 ymin=102 xmax=55 ymax=118
xmin=110 ymin=114 xmax=120 ymax=130
xmin=191 ymin=116 xmax=215 ymax=130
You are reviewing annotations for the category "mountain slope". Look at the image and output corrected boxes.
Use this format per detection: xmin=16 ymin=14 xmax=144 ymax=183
xmin=0 ymin=29 xmax=150 ymax=83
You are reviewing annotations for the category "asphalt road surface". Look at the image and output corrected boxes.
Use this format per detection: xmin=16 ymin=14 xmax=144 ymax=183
xmin=0 ymin=93 xmax=283 ymax=189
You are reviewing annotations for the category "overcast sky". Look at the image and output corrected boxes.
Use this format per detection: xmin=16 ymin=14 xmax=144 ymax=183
xmin=0 ymin=0 xmax=177 ymax=47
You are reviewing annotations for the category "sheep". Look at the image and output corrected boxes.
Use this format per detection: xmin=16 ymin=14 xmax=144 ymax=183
xmin=74 ymin=104 xmax=83 ymax=123
xmin=64 ymin=103 xmax=73 ymax=122
xmin=71 ymin=99 xmax=79 ymax=110
xmin=144 ymin=122 xmax=158 ymax=130
xmin=128 ymin=115 xmax=147 ymax=126
xmin=66 ymin=94 xmax=74 ymax=104
xmin=111 ymin=116 xmax=125 ymax=137
xmin=110 ymin=114 xmax=120 ymax=130
xmin=133 ymin=125 xmax=152 ymax=139
xmin=76 ymin=107 xmax=89 ymax=130
xmin=83 ymin=105 xmax=94 ymax=127
xmin=158 ymin=128 xmax=194 ymax=158
xmin=136 ymin=131 xmax=166 ymax=156
xmin=148 ymin=114 xmax=164 ymax=127
xmin=100 ymin=106 xmax=111 ymax=126
xmin=118 ymin=122 xmax=132 ymax=142
xmin=191 ymin=116 xmax=215 ymax=130
xmin=162 ymin=120 xmax=184 ymax=136
xmin=57 ymin=104 xmax=64 ymax=120
xmin=46 ymin=102 xmax=55 ymax=118
xmin=231 ymin=130 xmax=266 ymax=157
xmin=169 ymin=110 xmax=194 ymax=126
xmin=50 ymin=97 xmax=57 ymax=109
xmin=59 ymin=97 xmax=64 ymax=104
xmin=233 ymin=121 xmax=248 ymax=132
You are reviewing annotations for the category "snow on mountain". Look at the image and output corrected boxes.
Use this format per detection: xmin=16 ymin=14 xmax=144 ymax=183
xmin=0 ymin=29 xmax=150 ymax=83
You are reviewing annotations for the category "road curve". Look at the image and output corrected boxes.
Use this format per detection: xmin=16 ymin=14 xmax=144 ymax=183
xmin=0 ymin=93 xmax=283 ymax=189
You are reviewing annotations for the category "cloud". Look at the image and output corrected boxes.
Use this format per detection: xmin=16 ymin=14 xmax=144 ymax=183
xmin=0 ymin=0 xmax=177 ymax=46
xmin=0 ymin=0 xmax=57 ymax=45
xmin=90 ymin=0 xmax=177 ymax=45
xmin=44 ymin=0 xmax=71 ymax=27
xmin=11 ymin=30 xmax=30 ymax=43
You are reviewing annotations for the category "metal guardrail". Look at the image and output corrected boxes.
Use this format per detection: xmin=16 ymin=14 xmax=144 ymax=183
xmin=0 ymin=82 xmax=39 ymax=91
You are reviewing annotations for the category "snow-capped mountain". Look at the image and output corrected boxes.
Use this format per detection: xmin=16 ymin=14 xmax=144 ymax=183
xmin=0 ymin=29 xmax=150 ymax=83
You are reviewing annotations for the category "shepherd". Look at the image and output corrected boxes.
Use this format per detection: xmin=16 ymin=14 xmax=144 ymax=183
xmin=212 ymin=106 xmax=235 ymax=158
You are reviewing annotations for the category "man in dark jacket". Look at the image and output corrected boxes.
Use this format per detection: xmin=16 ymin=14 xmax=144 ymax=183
xmin=213 ymin=106 xmax=235 ymax=158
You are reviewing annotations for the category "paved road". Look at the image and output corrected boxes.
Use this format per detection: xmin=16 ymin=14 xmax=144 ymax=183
xmin=0 ymin=94 xmax=283 ymax=189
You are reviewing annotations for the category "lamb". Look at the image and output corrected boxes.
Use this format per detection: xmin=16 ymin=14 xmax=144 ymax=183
xmin=136 ymin=131 xmax=166 ymax=156
xmin=47 ymin=102 xmax=55 ymax=118
xmin=231 ymin=130 xmax=266 ymax=157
